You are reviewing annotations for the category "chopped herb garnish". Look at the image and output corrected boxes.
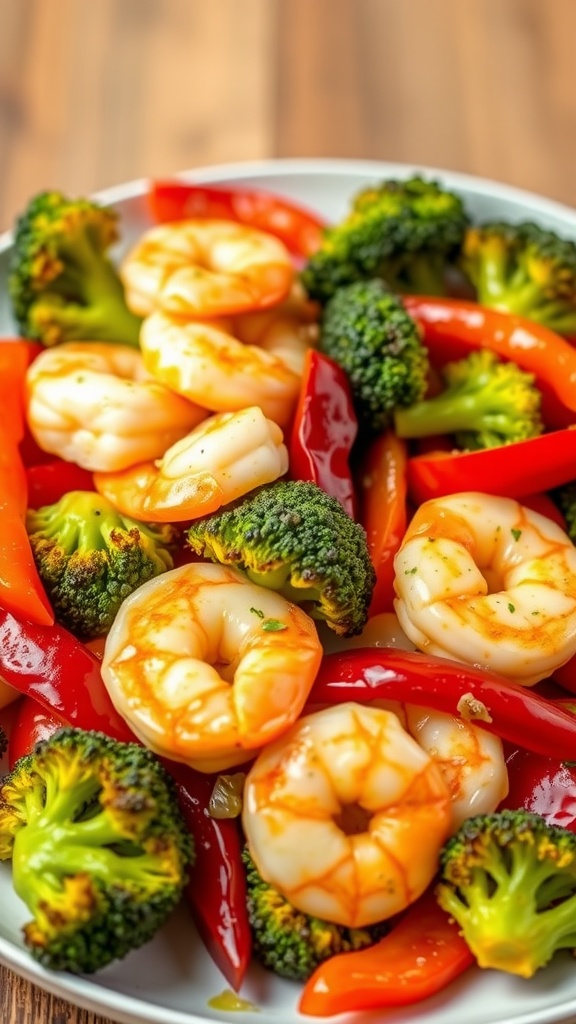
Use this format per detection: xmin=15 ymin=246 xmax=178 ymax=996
xmin=250 ymin=607 xmax=265 ymax=618
xmin=405 ymin=566 xmax=418 ymax=575
xmin=262 ymin=619 xmax=288 ymax=632
xmin=511 ymin=528 xmax=522 ymax=541
xmin=508 ymin=602 xmax=516 ymax=613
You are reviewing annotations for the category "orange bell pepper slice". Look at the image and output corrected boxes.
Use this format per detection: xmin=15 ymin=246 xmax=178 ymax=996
xmin=358 ymin=429 xmax=408 ymax=615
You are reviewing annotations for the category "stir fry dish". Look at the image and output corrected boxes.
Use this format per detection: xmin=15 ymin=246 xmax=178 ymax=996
xmin=3 ymin=174 xmax=576 ymax=1017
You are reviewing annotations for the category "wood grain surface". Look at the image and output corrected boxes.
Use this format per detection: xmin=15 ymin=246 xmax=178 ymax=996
xmin=1 ymin=0 xmax=576 ymax=1022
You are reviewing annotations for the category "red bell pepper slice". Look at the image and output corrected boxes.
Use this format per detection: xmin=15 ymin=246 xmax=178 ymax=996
xmin=171 ymin=765 xmax=251 ymax=990
xmin=8 ymin=698 xmax=66 ymax=768
xmin=26 ymin=460 xmax=95 ymax=509
xmin=307 ymin=648 xmax=576 ymax=761
xmin=357 ymin=430 xmax=408 ymax=614
xmin=148 ymin=180 xmax=326 ymax=260
xmin=407 ymin=427 xmax=576 ymax=506
xmin=289 ymin=349 xmax=358 ymax=517
xmin=0 ymin=610 xmax=252 ymax=988
xmin=403 ymin=296 xmax=576 ymax=430
xmin=299 ymin=887 xmax=474 ymax=1016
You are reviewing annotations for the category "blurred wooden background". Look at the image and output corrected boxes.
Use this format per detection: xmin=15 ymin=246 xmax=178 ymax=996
xmin=1 ymin=0 xmax=576 ymax=1022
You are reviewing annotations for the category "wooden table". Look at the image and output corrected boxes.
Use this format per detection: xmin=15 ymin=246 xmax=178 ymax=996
xmin=1 ymin=0 xmax=576 ymax=1021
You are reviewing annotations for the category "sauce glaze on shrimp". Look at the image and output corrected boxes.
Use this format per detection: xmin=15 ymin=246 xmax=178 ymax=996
xmin=120 ymin=219 xmax=294 ymax=318
xmin=242 ymin=701 xmax=452 ymax=928
xmin=101 ymin=562 xmax=323 ymax=773
xmin=25 ymin=341 xmax=206 ymax=472
xmin=393 ymin=491 xmax=576 ymax=686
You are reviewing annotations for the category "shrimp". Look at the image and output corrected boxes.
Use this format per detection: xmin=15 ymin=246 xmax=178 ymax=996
xmin=321 ymin=614 xmax=508 ymax=827
xmin=378 ymin=702 xmax=508 ymax=828
xmin=139 ymin=310 xmax=302 ymax=427
xmin=101 ymin=562 xmax=323 ymax=773
xmin=25 ymin=341 xmax=206 ymax=473
xmin=94 ymin=406 xmax=288 ymax=522
xmin=242 ymin=702 xmax=452 ymax=928
xmin=120 ymin=219 xmax=294 ymax=318
xmin=393 ymin=491 xmax=576 ymax=686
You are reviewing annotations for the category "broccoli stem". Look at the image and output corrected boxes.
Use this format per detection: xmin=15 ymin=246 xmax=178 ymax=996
xmin=43 ymin=232 xmax=142 ymax=347
xmin=393 ymin=391 xmax=502 ymax=438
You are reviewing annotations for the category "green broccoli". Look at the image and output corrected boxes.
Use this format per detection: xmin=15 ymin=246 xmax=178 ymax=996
xmin=26 ymin=490 xmax=176 ymax=640
xmin=318 ymin=278 xmax=429 ymax=435
xmin=393 ymin=348 xmax=543 ymax=451
xmin=460 ymin=221 xmax=576 ymax=337
xmin=0 ymin=727 xmax=193 ymax=974
xmin=186 ymin=480 xmax=376 ymax=637
xmin=242 ymin=847 xmax=387 ymax=981
xmin=8 ymin=190 xmax=142 ymax=347
xmin=301 ymin=175 xmax=469 ymax=304
xmin=436 ymin=809 xmax=576 ymax=979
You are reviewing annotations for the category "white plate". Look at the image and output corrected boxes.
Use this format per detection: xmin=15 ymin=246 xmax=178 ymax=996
xmin=2 ymin=158 xmax=576 ymax=1024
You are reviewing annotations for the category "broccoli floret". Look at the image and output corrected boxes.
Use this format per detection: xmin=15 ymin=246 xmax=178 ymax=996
xmin=318 ymin=279 xmax=429 ymax=435
xmin=0 ymin=727 xmax=193 ymax=974
xmin=436 ymin=809 xmax=576 ymax=978
xmin=301 ymin=175 xmax=469 ymax=304
xmin=393 ymin=348 xmax=543 ymax=451
xmin=8 ymin=190 xmax=142 ymax=347
xmin=461 ymin=221 xmax=576 ymax=337
xmin=26 ymin=490 xmax=176 ymax=640
xmin=242 ymin=847 xmax=387 ymax=981
xmin=186 ymin=480 xmax=376 ymax=637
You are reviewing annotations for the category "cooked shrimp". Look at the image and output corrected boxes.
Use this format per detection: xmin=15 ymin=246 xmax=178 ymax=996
xmin=379 ymin=703 xmax=508 ymax=828
xmin=120 ymin=219 xmax=294 ymax=318
xmin=139 ymin=310 xmax=301 ymax=427
xmin=394 ymin=491 xmax=576 ymax=686
xmin=233 ymin=280 xmax=320 ymax=375
xmin=101 ymin=562 xmax=323 ymax=773
xmin=94 ymin=406 xmax=288 ymax=522
xmin=320 ymin=614 xmax=508 ymax=827
xmin=25 ymin=341 xmax=206 ymax=472
xmin=242 ymin=702 xmax=452 ymax=927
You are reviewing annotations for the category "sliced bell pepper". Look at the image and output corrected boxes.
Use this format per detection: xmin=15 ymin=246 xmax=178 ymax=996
xmin=8 ymin=697 xmax=67 ymax=767
xmin=0 ymin=610 xmax=252 ymax=989
xmin=148 ymin=180 xmax=326 ymax=260
xmin=289 ymin=349 xmax=358 ymax=517
xmin=403 ymin=295 xmax=576 ymax=430
xmin=0 ymin=339 xmax=42 ymax=445
xmin=299 ymin=887 xmax=474 ymax=1016
xmin=0 ymin=425 xmax=54 ymax=626
xmin=357 ymin=430 xmax=408 ymax=614
xmin=407 ymin=427 xmax=576 ymax=506
xmin=306 ymin=648 xmax=576 ymax=761
xmin=171 ymin=765 xmax=251 ymax=990
xmin=26 ymin=459 xmax=95 ymax=509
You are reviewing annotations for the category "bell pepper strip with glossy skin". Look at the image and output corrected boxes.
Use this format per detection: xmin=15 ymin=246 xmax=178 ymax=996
xmin=406 ymin=427 xmax=576 ymax=506
xmin=306 ymin=649 xmax=576 ymax=762
xmin=25 ymin=459 xmax=95 ymax=509
xmin=0 ymin=426 xmax=54 ymax=626
xmin=170 ymin=765 xmax=251 ymax=991
xmin=299 ymin=887 xmax=474 ymax=1016
xmin=8 ymin=697 xmax=66 ymax=768
xmin=0 ymin=339 xmax=42 ymax=444
xmin=357 ymin=429 xmax=408 ymax=614
xmin=403 ymin=295 xmax=576 ymax=431
xmin=148 ymin=180 xmax=326 ymax=260
xmin=0 ymin=609 xmax=252 ymax=988
xmin=289 ymin=349 xmax=358 ymax=517
xmin=500 ymin=697 xmax=576 ymax=831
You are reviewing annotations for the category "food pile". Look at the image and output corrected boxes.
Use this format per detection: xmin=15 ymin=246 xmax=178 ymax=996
xmin=2 ymin=174 xmax=576 ymax=1016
